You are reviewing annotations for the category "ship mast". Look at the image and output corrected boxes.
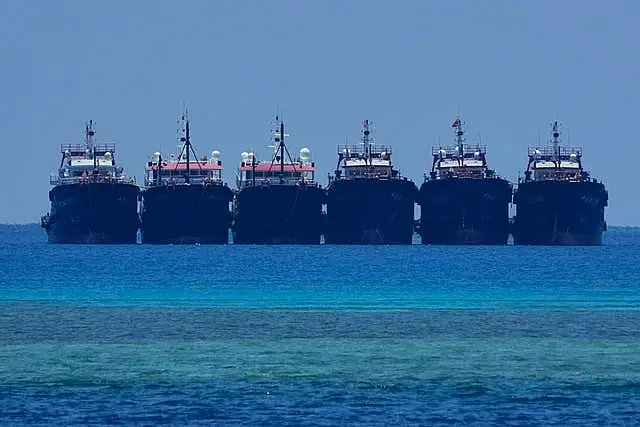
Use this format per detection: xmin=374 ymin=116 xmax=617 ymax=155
xmin=156 ymin=153 xmax=163 ymax=186
xmin=86 ymin=120 xmax=97 ymax=171
xmin=269 ymin=115 xmax=297 ymax=183
xmin=453 ymin=118 xmax=464 ymax=167
xmin=185 ymin=118 xmax=190 ymax=184
xmin=174 ymin=111 xmax=204 ymax=184
xmin=362 ymin=120 xmax=371 ymax=166
xmin=279 ymin=120 xmax=285 ymax=175
xmin=552 ymin=120 xmax=560 ymax=166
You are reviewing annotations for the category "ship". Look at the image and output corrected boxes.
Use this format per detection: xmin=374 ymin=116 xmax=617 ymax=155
xmin=140 ymin=114 xmax=234 ymax=244
xmin=325 ymin=120 xmax=417 ymax=244
xmin=232 ymin=116 xmax=324 ymax=244
xmin=417 ymin=118 xmax=512 ymax=245
xmin=512 ymin=121 xmax=608 ymax=245
xmin=40 ymin=121 xmax=140 ymax=244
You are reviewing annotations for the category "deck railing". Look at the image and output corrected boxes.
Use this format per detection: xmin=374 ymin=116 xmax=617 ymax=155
xmin=432 ymin=144 xmax=487 ymax=156
xmin=50 ymin=173 xmax=134 ymax=185
xmin=60 ymin=143 xmax=117 ymax=154
xmin=528 ymin=146 xmax=582 ymax=157
xmin=338 ymin=144 xmax=392 ymax=156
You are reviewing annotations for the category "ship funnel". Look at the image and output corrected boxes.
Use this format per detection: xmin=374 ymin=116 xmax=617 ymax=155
xmin=153 ymin=152 xmax=161 ymax=162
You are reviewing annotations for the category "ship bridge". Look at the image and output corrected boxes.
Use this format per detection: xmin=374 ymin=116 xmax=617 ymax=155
xmin=236 ymin=149 xmax=316 ymax=189
xmin=431 ymin=143 xmax=490 ymax=179
xmin=428 ymin=118 xmax=498 ymax=180
xmin=336 ymin=144 xmax=397 ymax=179
xmin=236 ymin=118 xmax=318 ymax=189
xmin=145 ymin=151 xmax=224 ymax=187
xmin=523 ymin=121 xmax=595 ymax=183
xmin=331 ymin=120 xmax=404 ymax=181
xmin=52 ymin=139 xmax=133 ymax=185
xmin=526 ymin=145 xmax=585 ymax=182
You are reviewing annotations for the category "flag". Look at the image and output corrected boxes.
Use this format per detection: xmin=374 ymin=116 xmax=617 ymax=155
xmin=552 ymin=121 xmax=558 ymax=132
xmin=452 ymin=119 xmax=461 ymax=128
xmin=363 ymin=119 xmax=369 ymax=128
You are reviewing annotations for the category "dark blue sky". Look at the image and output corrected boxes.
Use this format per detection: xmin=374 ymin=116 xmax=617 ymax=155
xmin=1 ymin=0 xmax=637 ymax=224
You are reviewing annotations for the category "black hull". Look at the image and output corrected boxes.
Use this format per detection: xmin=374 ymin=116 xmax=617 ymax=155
xmin=233 ymin=184 xmax=325 ymax=244
xmin=43 ymin=183 xmax=140 ymax=244
xmin=418 ymin=178 xmax=512 ymax=245
xmin=141 ymin=184 xmax=234 ymax=244
xmin=325 ymin=178 xmax=417 ymax=244
xmin=513 ymin=180 xmax=608 ymax=246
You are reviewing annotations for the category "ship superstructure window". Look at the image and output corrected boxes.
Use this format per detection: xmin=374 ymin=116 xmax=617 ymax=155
xmin=344 ymin=165 xmax=392 ymax=177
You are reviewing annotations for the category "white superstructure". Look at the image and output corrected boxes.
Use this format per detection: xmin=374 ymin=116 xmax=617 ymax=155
xmin=333 ymin=119 xmax=399 ymax=180
xmin=51 ymin=121 xmax=133 ymax=185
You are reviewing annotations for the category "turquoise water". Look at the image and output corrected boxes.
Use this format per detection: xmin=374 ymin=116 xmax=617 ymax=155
xmin=1 ymin=225 xmax=639 ymax=425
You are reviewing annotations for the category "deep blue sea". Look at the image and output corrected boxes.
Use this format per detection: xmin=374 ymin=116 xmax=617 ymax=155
xmin=1 ymin=224 xmax=639 ymax=425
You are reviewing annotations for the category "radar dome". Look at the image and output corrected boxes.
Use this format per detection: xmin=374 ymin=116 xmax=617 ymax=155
xmin=104 ymin=151 xmax=113 ymax=162
xmin=248 ymin=152 xmax=255 ymax=162
xmin=300 ymin=147 xmax=311 ymax=161
xmin=241 ymin=151 xmax=249 ymax=162
xmin=533 ymin=149 xmax=542 ymax=160
xmin=211 ymin=150 xmax=221 ymax=160
xmin=569 ymin=153 xmax=577 ymax=159
xmin=152 ymin=152 xmax=161 ymax=162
